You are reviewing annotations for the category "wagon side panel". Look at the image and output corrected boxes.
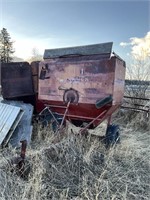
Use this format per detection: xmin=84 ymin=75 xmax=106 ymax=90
xmin=31 ymin=61 xmax=40 ymax=94
xmin=38 ymin=57 xmax=115 ymax=105
xmin=113 ymin=58 xmax=126 ymax=105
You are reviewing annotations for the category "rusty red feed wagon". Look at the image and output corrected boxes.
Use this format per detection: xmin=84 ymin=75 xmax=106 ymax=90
xmin=38 ymin=42 xmax=126 ymax=135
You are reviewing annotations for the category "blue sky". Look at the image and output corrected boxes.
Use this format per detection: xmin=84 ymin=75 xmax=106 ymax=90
xmin=0 ymin=0 xmax=150 ymax=60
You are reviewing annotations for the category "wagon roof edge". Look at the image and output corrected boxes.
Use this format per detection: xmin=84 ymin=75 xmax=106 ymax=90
xmin=44 ymin=42 xmax=113 ymax=59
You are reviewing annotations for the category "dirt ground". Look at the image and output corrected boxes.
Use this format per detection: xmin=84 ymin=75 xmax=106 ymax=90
xmin=0 ymin=110 xmax=150 ymax=200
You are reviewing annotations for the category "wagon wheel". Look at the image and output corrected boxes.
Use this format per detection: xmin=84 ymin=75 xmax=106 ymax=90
xmin=105 ymin=124 xmax=120 ymax=148
xmin=63 ymin=88 xmax=79 ymax=104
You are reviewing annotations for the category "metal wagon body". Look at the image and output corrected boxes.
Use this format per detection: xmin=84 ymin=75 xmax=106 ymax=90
xmin=38 ymin=42 xmax=126 ymax=128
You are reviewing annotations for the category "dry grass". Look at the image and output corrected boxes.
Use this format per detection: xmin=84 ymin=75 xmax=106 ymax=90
xmin=0 ymin=112 xmax=150 ymax=200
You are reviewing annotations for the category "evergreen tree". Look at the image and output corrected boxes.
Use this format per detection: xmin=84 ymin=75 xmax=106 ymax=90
xmin=0 ymin=28 xmax=14 ymax=63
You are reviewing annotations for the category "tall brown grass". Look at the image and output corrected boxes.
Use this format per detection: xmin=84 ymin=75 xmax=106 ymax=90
xmin=0 ymin=111 xmax=150 ymax=200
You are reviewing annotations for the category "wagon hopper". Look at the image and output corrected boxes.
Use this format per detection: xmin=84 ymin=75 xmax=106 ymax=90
xmin=38 ymin=42 xmax=126 ymax=132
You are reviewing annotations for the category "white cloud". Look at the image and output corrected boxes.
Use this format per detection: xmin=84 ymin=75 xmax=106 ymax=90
xmin=130 ymin=31 xmax=150 ymax=59
xmin=120 ymin=31 xmax=150 ymax=60
xmin=120 ymin=42 xmax=130 ymax=47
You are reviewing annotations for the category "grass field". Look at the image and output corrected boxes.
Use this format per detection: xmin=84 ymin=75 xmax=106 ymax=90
xmin=0 ymin=109 xmax=149 ymax=200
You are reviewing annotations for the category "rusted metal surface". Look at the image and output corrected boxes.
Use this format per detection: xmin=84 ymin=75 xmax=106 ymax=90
xmin=38 ymin=43 xmax=125 ymax=127
xmin=17 ymin=140 xmax=27 ymax=177
xmin=79 ymin=105 xmax=120 ymax=134
xmin=59 ymin=101 xmax=71 ymax=129
xmin=44 ymin=42 xmax=113 ymax=59
xmin=31 ymin=61 xmax=40 ymax=94
xmin=41 ymin=101 xmax=117 ymax=127
xmin=20 ymin=140 xmax=27 ymax=160
xmin=1 ymin=62 xmax=34 ymax=99
xmin=11 ymin=140 xmax=28 ymax=178
xmin=79 ymin=109 xmax=108 ymax=133
xmin=40 ymin=100 xmax=111 ymax=120
xmin=38 ymin=56 xmax=116 ymax=104
xmin=113 ymin=57 xmax=126 ymax=104
xmin=0 ymin=102 xmax=24 ymax=147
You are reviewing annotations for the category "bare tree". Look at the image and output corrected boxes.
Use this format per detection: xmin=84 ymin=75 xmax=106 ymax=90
xmin=125 ymin=48 xmax=150 ymax=114
xmin=28 ymin=47 xmax=42 ymax=63
xmin=126 ymin=51 xmax=150 ymax=98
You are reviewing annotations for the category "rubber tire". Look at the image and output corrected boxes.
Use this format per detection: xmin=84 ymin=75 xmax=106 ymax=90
xmin=105 ymin=124 xmax=120 ymax=148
